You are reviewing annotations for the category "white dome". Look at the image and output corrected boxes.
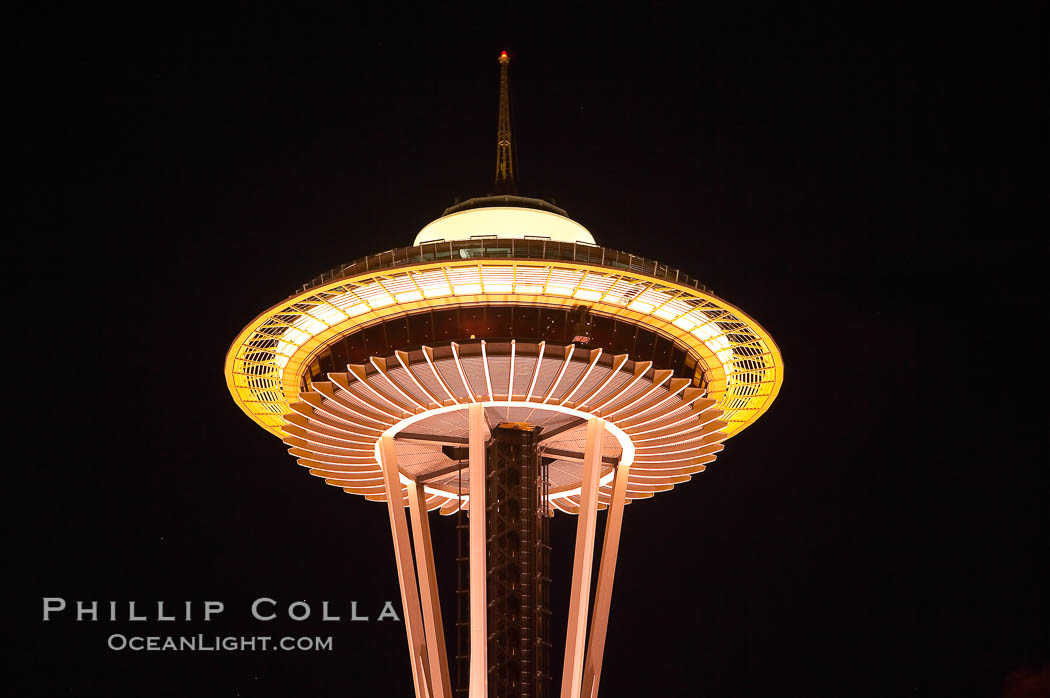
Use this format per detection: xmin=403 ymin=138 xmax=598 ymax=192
xmin=413 ymin=206 xmax=596 ymax=246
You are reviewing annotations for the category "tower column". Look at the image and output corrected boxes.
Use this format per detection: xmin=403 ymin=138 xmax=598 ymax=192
xmin=467 ymin=403 xmax=488 ymax=698
xmin=408 ymin=480 xmax=453 ymax=698
xmin=560 ymin=417 xmax=604 ymax=698
xmin=581 ymin=461 xmax=631 ymax=698
xmin=379 ymin=435 xmax=431 ymax=698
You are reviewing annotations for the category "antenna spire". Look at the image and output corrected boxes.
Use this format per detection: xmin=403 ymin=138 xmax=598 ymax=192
xmin=494 ymin=50 xmax=516 ymax=194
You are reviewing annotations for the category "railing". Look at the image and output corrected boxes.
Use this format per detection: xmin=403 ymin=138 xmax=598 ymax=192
xmin=294 ymin=239 xmax=709 ymax=296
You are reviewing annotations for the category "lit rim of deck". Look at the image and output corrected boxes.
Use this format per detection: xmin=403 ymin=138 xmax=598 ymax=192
xmin=225 ymin=216 xmax=783 ymax=455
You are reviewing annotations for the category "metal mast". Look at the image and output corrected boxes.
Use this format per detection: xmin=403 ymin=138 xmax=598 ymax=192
xmin=494 ymin=50 xmax=516 ymax=194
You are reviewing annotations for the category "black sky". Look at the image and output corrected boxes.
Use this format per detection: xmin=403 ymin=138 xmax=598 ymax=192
xmin=9 ymin=3 xmax=1046 ymax=697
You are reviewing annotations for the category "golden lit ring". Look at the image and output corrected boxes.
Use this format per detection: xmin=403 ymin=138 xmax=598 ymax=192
xmin=225 ymin=258 xmax=783 ymax=440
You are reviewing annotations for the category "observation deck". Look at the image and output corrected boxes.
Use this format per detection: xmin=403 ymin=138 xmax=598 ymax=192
xmin=227 ymin=231 xmax=782 ymax=447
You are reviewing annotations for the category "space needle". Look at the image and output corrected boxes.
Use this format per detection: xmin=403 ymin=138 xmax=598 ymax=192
xmin=225 ymin=50 xmax=783 ymax=698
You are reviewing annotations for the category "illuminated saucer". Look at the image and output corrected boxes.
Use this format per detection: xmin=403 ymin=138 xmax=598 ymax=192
xmin=225 ymin=205 xmax=784 ymax=513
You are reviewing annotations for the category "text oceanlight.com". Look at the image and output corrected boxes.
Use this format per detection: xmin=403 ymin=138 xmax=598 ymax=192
xmin=106 ymin=634 xmax=333 ymax=652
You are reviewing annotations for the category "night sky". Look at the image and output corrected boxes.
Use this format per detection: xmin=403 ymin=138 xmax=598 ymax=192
xmin=10 ymin=3 xmax=1045 ymax=697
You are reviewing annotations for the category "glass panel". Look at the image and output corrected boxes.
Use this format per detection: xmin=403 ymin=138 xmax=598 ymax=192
xmin=318 ymin=349 xmax=334 ymax=375
xmin=653 ymin=336 xmax=673 ymax=369
xmin=385 ymin=316 xmax=409 ymax=351
xmin=432 ymin=308 xmax=460 ymax=342
xmin=330 ymin=338 xmax=350 ymax=372
xmin=588 ymin=314 xmax=613 ymax=348
xmin=513 ymin=306 xmax=539 ymax=339
xmin=634 ymin=328 xmax=656 ymax=363
xmin=607 ymin=319 xmax=637 ymax=357
xmin=407 ymin=311 xmax=433 ymax=346
xmin=669 ymin=346 xmax=687 ymax=378
xmin=539 ymin=308 xmax=567 ymax=342
xmin=488 ymin=306 xmax=513 ymax=338
xmin=346 ymin=330 xmax=367 ymax=364
xmin=361 ymin=324 xmax=387 ymax=357
xmin=459 ymin=306 xmax=486 ymax=339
